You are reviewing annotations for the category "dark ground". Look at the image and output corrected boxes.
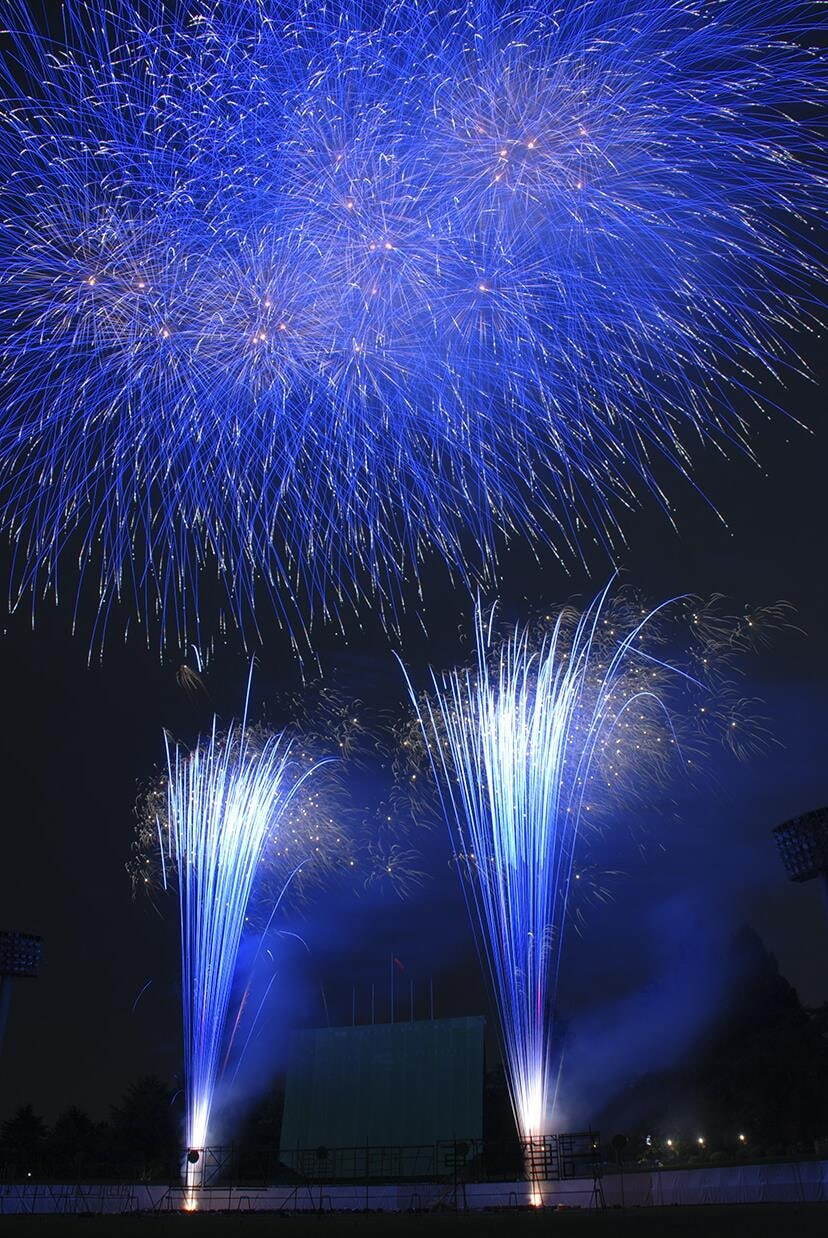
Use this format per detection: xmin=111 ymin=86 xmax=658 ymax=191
xmin=1 ymin=1206 xmax=827 ymax=1237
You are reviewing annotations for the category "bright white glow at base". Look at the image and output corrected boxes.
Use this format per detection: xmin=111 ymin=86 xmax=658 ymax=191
xmin=411 ymin=585 xmax=681 ymax=1141
xmin=163 ymin=708 xmax=305 ymax=1169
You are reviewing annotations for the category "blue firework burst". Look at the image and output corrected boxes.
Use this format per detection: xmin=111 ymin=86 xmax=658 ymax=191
xmin=0 ymin=0 xmax=823 ymax=649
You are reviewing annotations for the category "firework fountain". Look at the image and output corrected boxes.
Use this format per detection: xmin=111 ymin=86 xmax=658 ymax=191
xmin=406 ymin=586 xmax=775 ymax=1153
xmin=0 ymin=0 xmax=823 ymax=649
xmin=137 ymin=676 xmax=347 ymax=1205
xmin=163 ymin=726 xmax=301 ymax=1188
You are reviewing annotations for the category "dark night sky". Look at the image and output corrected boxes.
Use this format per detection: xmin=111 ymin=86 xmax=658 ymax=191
xmin=0 ymin=358 xmax=825 ymax=1125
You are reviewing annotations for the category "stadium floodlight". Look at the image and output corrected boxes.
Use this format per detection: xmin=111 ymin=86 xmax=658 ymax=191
xmin=0 ymin=930 xmax=43 ymax=1053
xmin=773 ymin=807 xmax=828 ymax=888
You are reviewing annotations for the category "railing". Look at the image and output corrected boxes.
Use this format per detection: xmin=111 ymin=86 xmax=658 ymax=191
xmin=183 ymin=1132 xmax=602 ymax=1188
xmin=0 ymin=1132 xmax=602 ymax=1189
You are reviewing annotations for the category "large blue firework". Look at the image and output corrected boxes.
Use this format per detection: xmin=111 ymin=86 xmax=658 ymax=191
xmin=0 ymin=0 xmax=823 ymax=649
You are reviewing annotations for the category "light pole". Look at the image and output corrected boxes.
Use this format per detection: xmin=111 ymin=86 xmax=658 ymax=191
xmin=773 ymin=806 xmax=828 ymax=913
xmin=0 ymin=931 xmax=43 ymax=1056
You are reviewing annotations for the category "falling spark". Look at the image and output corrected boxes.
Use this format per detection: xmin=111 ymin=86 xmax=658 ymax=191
xmin=0 ymin=0 xmax=823 ymax=650
xmin=143 ymin=665 xmax=346 ymax=1205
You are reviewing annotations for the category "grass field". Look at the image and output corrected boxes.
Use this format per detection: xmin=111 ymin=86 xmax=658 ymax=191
xmin=0 ymin=1205 xmax=826 ymax=1238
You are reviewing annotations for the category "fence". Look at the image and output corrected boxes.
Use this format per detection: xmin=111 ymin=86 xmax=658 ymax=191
xmin=185 ymin=1131 xmax=602 ymax=1188
xmin=2 ymin=1158 xmax=827 ymax=1215
xmin=0 ymin=1132 xmax=601 ymax=1191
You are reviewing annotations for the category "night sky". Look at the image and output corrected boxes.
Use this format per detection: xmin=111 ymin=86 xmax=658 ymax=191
xmin=0 ymin=340 xmax=824 ymax=1127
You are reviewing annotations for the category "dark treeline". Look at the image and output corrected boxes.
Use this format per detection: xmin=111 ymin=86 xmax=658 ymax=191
xmin=0 ymin=1077 xmax=180 ymax=1182
xmin=0 ymin=1080 xmax=292 ymax=1185
xmin=591 ymin=927 xmax=828 ymax=1164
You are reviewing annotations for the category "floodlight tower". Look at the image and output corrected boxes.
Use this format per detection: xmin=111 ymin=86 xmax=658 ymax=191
xmin=773 ymin=807 xmax=828 ymax=911
xmin=0 ymin=931 xmax=43 ymax=1055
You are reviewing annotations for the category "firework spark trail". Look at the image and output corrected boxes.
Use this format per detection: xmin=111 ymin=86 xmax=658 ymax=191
xmin=0 ymin=0 xmax=824 ymax=649
xmin=406 ymin=587 xmax=692 ymax=1139
xmin=136 ymin=672 xmax=384 ymax=1199
xmin=161 ymin=707 xmax=320 ymax=1182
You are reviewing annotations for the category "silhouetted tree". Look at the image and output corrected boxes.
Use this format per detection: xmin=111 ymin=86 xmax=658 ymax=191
xmin=109 ymin=1076 xmax=179 ymax=1179
xmin=0 ymin=1104 xmax=47 ymax=1176
xmin=46 ymin=1107 xmax=105 ymax=1178
xmin=697 ymin=927 xmax=828 ymax=1152
xmin=595 ymin=926 xmax=828 ymax=1158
